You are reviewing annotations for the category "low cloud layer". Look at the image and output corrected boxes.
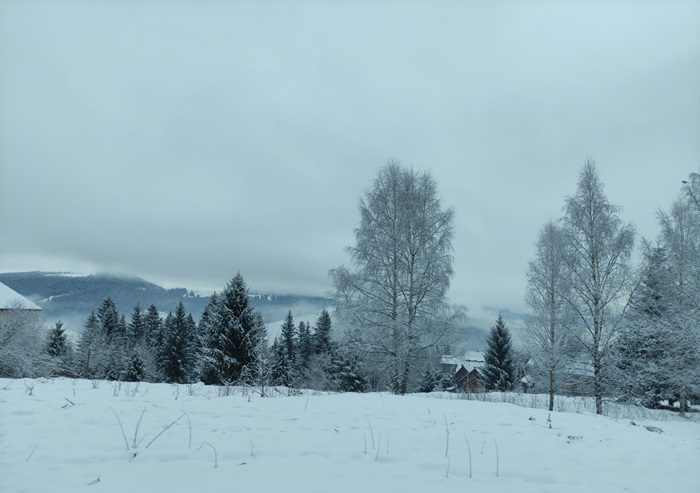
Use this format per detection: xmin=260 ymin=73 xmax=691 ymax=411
xmin=1 ymin=2 xmax=698 ymax=314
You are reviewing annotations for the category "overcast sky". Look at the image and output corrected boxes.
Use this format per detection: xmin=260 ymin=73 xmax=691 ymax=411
xmin=1 ymin=1 xmax=698 ymax=321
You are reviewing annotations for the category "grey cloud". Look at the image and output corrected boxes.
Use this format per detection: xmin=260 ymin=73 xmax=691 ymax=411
xmin=1 ymin=1 xmax=698 ymax=313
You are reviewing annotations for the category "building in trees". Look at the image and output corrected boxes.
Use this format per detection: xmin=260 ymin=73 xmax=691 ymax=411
xmin=0 ymin=282 xmax=44 ymax=377
xmin=481 ymin=314 xmax=516 ymax=391
xmin=331 ymin=160 xmax=463 ymax=394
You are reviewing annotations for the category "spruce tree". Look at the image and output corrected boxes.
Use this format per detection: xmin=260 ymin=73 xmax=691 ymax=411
xmin=45 ymin=321 xmax=70 ymax=359
xmin=199 ymin=273 xmax=264 ymax=385
xmin=97 ymin=297 xmax=120 ymax=341
xmin=127 ymin=304 xmax=146 ymax=347
xmin=313 ymin=309 xmax=333 ymax=355
xmin=144 ymin=304 xmax=163 ymax=352
xmin=273 ymin=311 xmax=298 ymax=387
xmin=482 ymin=314 xmax=516 ymax=391
xmin=298 ymin=321 xmax=312 ymax=369
xmin=91 ymin=298 xmax=128 ymax=379
xmin=125 ymin=353 xmax=146 ymax=382
xmin=612 ymin=246 xmax=677 ymax=408
xmin=332 ymin=353 xmax=367 ymax=392
xmin=241 ymin=312 xmax=272 ymax=394
xmin=271 ymin=336 xmax=294 ymax=387
xmin=196 ymin=294 xmax=218 ymax=382
xmin=45 ymin=321 xmax=73 ymax=376
xmin=142 ymin=304 xmax=164 ymax=381
xmin=160 ymin=302 xmax=196 ymax=383
xmin=280 ymin=310 xmax=297 ymax=366
xmin=418 ymin=368 xmax=439 ymax=393
xmin=76 ymin=310 xmax=108 ymax=378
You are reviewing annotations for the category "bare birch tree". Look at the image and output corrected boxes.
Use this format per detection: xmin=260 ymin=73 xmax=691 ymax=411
xmin=330 ymin=160 xmax=463 ymax=394
xmin=524 ymin=220 xmax=576 ymax=411
xmin=560 ymin=160 xmax=635 ymax=415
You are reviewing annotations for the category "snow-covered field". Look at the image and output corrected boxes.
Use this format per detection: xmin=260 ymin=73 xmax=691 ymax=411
xmin=1 ymin=378 xmax=698 ymax=493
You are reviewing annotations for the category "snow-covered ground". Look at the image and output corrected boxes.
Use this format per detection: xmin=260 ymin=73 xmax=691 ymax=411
xmin=1 ymin=378 xmax=698 ymax=493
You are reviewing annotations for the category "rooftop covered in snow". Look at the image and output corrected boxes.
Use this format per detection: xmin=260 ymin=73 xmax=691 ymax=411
xmin=0 ymin=282 xmax=41 ymax=310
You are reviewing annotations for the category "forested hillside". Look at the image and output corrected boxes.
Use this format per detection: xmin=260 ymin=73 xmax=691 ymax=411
xmin=0 ymin=272 xmax=330 ymax=331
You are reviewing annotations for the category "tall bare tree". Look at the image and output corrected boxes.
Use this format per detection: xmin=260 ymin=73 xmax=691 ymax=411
xmin=524 ymin=220 xmax=576 ymax=411
xmin=331 ymin=160 xmax=462 ymax=394
xmin=561 ymin=160 xmax=635 ymax=415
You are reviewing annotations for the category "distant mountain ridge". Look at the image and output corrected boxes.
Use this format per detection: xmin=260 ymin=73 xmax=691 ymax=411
xmin=0 ymin=271 xmax=331 ymax=332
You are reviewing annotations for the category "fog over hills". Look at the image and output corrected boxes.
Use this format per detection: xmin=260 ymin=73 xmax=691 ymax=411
xmin=0 ymin=272 xmax=330 ymax=334
xmin=0 ymin=271 xmax=529 ymax=353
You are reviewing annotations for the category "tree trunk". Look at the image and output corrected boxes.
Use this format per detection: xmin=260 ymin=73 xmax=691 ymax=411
xmin=593 ymin=325 xmax=603 ymax=415
xmin=549 ymin=368 xmax=554 ymax=412
xmin=679 ymin=343 xmax=687 ymax=415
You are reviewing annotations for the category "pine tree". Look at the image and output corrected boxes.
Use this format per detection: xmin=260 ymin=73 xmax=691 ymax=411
xmin=97 ymin=297 xmax=120 ymax=341
xmin=313 ymin=309 xmax=333 ymax=355
xmin=127 ymin=304 xmax=146 ymax=347
xmin=160 ymin=302 xmax=196 ymax=383
xmin=240 ymin=313 xmax=272 ymax=395
xmin=482 ymin=314 xmax=516 ymax=391
xmin=297 ymin=310 xmax=336 ymax=390
xmin=196 ymin=294 xmax=218 ymax=382
xmin=332 ymin=352 xmax=368 ymax=392
xmin=274 ymin=310 xmax=299 ymax=387
xmin=280 ymin=311 xmax=297 ymax=365
xmin=418 ymin=368 xmax=439 ymax=393
xmin=612 ymin=246 xmax=676 ymax=408
xmin=658 ymin=186 xmax=700 ymax=414
xmin=298 ymin=321 xmax=312 ymax=369
xmin=90 ymin=298 xmax=128 ymax=380
xmin=45 ymin=321 xmax=73 ymax=376
xmin=141 ymin=304 xmax=164 ymax=381
xmin=144 ymin=304 xmax=163 ymax=352
xmin=45 ymin=321 xmax=70 ymax=358
xmin=199 ymin=273 xmax=265 ymax=385
xmin=125 ymin=353 xmax=146 ymax=382
xmin=76 ymin=310 xmax=108 ymax=378
xmin=271 ymin=336 xmax=294 ymax=387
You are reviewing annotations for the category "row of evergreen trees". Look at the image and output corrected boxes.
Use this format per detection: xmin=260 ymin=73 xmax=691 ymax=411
xmin=41 ymin=273 xmax=367 ymax=393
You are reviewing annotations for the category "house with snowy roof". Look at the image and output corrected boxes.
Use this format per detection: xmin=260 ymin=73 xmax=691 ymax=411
xmin=441 ymin=351 xmax=484 ymax=392
xmin=0 ymin=281 xmax=41 ymax=322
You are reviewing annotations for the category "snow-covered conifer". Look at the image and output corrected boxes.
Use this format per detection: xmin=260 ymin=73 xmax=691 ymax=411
xmin=481 ymin=314 xmax=516 ymax=391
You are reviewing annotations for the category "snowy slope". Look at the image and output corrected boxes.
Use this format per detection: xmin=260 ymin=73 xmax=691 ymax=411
xmin=1 ymin=378 xmax=698 ymax=493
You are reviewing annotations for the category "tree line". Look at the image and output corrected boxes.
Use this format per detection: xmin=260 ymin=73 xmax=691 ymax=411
xmin=2 ymin=160 xmax=698 ymax=414
xmin=3 ymin=274 xmax=368 ymax=394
